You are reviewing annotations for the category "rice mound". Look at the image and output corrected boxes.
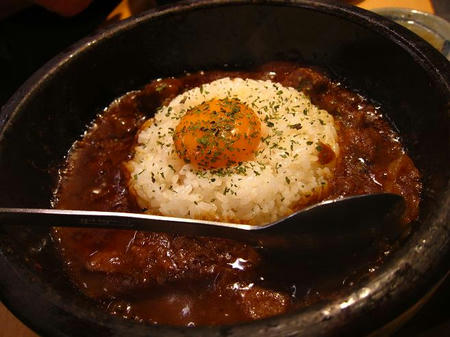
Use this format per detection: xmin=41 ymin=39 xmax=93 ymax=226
xmin=125 ymin=77 xmax=339 ymax=225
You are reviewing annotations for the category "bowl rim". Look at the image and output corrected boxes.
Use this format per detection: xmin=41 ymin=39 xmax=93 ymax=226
xmin=1 ymin=1 xmax=449 ymax=336
xmin=372 ymin=7 xmax=450 ymax=59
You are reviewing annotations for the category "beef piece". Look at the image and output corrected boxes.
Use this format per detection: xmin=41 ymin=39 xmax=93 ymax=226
xmin=56 ymin=227 xmax=260 ymax=298
xmin=227 ymin=284 xmax=290 ymax=320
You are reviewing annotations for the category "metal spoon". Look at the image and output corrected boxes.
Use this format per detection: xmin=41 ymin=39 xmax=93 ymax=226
xmin=0 ymin=193 xmax=404 ymax=251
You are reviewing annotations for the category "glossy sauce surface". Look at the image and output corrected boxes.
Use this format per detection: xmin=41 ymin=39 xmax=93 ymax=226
xmin=53 ymin=62 xmax=421 ymax=326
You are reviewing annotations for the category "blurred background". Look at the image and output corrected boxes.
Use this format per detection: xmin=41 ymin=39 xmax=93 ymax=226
xmin=0 ymin=1 xmax=448 ymax=336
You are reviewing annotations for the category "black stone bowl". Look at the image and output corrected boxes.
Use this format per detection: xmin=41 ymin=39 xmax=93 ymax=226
xmin=0 ymin=0 xmax=449 ymax=336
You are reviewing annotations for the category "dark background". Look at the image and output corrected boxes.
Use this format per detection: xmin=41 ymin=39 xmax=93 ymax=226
xmin=0 ymin=1 xmax=448 ymax=336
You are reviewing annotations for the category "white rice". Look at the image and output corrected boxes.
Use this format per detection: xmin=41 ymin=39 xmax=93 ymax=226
xmin=125 ymin=77 xmax=339 ymax=225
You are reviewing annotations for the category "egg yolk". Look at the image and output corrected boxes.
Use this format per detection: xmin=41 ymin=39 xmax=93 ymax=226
xmin=174 ymin=98 xmax=261 ymax=169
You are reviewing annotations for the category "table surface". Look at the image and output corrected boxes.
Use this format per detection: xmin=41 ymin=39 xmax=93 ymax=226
xmin=0 ymin=1 xmax=448 ymax=336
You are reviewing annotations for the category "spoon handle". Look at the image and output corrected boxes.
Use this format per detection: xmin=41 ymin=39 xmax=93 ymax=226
xmin=0 ymin=208 xmax=252 ymax=241
xmin=0 ymin=207 xmax=337 ymax=251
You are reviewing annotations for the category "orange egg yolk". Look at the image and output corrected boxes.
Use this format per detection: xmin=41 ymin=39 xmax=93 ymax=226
xmin=174 ymin=98 xmax=262 ymax=170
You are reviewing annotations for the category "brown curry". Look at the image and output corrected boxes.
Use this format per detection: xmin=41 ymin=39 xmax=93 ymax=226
xmin=52 ymin=62 xmax=421 ymax=326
